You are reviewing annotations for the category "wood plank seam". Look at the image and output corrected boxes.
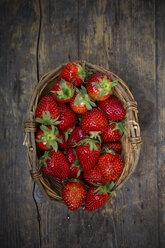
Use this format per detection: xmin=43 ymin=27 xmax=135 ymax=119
xmin=155 ymin=0 xmax=160 ymax=247
xmin=33 ymin=0 xmax=42 ymax=247
xmin=77 ymin=0 xmax=80 ymax=59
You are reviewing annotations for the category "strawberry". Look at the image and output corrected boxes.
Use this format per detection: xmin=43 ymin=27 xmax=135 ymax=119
xmin=70 ymin=86 xmax=96 ymax=114
xmin=98 ymin=150 xmax=124 ymax=181
xmin=59 ymin=178 xmax=65 ymax=186
xmin=35 ymin=95 xmax=60 ymax=125
xmin=39 ymin=150 xmax=70 ymax=178
xmin=101 ymin=120 xmax=127 ymax=142
xmin=97 ymin=95 xmax=126 ymax=121
xmin=57 ymin=103 xmax=77 ymax=131
xmin=83 ymin=166 xmax=107 ymax=185
xmin=102 ymin=142 xmax=122 ymax=154
xmin=68 ymin=126 xmax=86 ymax=147
xmin=36 ymin=125 xmax=61 ymax=151
xmin=76 ymin=139 xmax=101 ymax=171
xmin=81 ymin=108 xmax=108 ymax=135
xmin=66 ymin=148 xmax=77 ymax=164
xmin=66 ymin=148 xmax=82 ymax=179
xmin=51 ymin=79 xmax=74 ymax=103
xmin=69 ymin=166 xmax=83 ymax=180
xmin=85 ymin=182 xmax=114 ymax=211
xmin=62 ymin=181 xmax=87 ymax=210
xmin=87 ymin=73 xmax=117 ymax=101
xmin=59 ymin=62 xmax=91 ymax=86
xmin=57 ymin=132 xmax=70 ymax=150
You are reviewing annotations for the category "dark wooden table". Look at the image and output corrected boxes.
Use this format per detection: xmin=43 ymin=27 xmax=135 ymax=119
xmin=0 ymin=0 xmax=165 ymax=247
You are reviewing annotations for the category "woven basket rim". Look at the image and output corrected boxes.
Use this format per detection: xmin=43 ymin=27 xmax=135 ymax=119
xmin=24 ymin=60 xmax=142 ymax=203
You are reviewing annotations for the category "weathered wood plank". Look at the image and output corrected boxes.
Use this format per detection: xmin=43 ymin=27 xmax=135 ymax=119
xmin=36 ymin=0 xmax=81 ymax=248
xmin=78 ymin=0 xmax=158 ymax=247
xmin=38 ymin=0 xmax=79 ymax=75
xmin=36 ymin=0 xmax=160 ymax=248
xmin=156 ymin=0 xmax=165 ymax=247
xmin=0 ymin=0 xmax=40 ymax=247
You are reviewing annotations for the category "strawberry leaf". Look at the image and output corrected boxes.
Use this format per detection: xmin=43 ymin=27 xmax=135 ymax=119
xmin=51 ymin=141 xmax=58 ymax=152
xmin=76 ymin=169 xmax=81 ymax=178
xmin=92 ymin=82 xmax=102 ymax=88
xmin=97 ymin=90 xmax=106 ymax=98
xmin=56 ymin=137 xmax=63 ymax=144
xmin=40 ymin=125 xmax=50 ymax=132
xmin=86 ymin=102 xmax=92 ymax=110
xmin=110 ymin=80 xmax=118 ymax=87
xmin=38 ymin=151 xmax=51 ymax=168
xmin=90 ymin=101 xmax=96 ymax=107
xmin=98 ymin=77 xmax=104 ymax=83
xmin=64 ymin=131 xmax=69 ymax=141
xmin=93 ymin=143 xmax=98 ymax=151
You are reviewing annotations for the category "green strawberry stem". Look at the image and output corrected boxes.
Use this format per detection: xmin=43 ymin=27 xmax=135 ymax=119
xmin=66 ymin=178 xmax=85 ymax=184
xmin=36 ymin=112 xmax=61 ymax=126
xmin=101 ymin=147 xmax=116 ymax=154
xmin=93 ymin=182 xmax=115 ymax=194
xmin=64 ymin=127 xmax=74 ymax=141
xmin=38 ymin=151 xmax=51 ymax=168
xmin=74 ymin=85 xmax=96 ymax=110
xmin=37 ymin=124 xmax=62 ymax=151
xmin=92 ymin=77 xmax=118 ymax=97
xmin=51 ymin=79 xmax=75 ymax=101
xmin=110 ymin=119 xmax=128 ymax=136
xmin=76 ymin=138 xmax=100 ymax=152
xmin=71 ymin=161 xmax=82 ymax=178
xmin=89 ymin=131 xmax=102 ymax=144
xmin=70 ymin=158 xmax=80 ymax=167
xmin=76 ymin=63 xmax=92 ymax=82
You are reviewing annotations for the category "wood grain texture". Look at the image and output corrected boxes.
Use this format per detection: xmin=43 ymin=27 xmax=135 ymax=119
xmin=0 ymin=0 xmax=40 ymax=247
xmin=79 ymin=1 xmax=158 ymax=247
xmin=38 ymin=0 xmax=79 ymax=75
xmin=0 ymin=0 xmax=164 ymax=247
xmin=157 ymin=0 xmax=165 ymax=247
xmin=35 ymin=0 xmax=161 ymax=248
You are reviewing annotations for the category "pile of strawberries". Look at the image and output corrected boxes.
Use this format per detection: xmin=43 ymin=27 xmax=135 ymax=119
xmin=35 ymin=62 xmax=127 ymax=211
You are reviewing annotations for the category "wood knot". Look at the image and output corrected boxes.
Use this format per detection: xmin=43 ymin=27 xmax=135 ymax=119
xmin=125 ymin=101 xmax=138 ymax=112
xmin=24 ymin=120 xmax=37 ymax=133
xmin=30 ymin=170 xmax=42 ymax=181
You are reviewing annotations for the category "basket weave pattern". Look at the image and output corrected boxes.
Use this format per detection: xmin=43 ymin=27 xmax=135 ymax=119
xmin=24 ymin=61 xmax=142 ymax=203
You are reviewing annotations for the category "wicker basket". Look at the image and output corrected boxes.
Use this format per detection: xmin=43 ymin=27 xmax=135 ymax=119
xmin=24 ymin=61 xmax=142 ymax=203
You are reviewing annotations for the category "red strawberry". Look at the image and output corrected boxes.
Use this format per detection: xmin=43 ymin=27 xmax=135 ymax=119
xmin=98 ymin=151 xmax=124 ymax=181
xmin=57 ymin=103 xmax=77 ymax=131
xmin=83 ymin=166 xmax=107 ymax=185
xmin=51 ymin=79 xmax=74 ymax=103
xmin=39 ymin=150 xmax=70 ymax=178
xmin=69 ymin=166 xmax=83 ymax=180
xmin=85 ymin=182 xmax=115 ymax=211
xmin=68 ymin=126 xmax=86 ymax=147
xmin=36 ymin=125 xmax=61 ymax=151
xmin=35 ymin=95 xmax=60 ymax=125
xmin=59 ymin=62 xmax=89 ymax=86
xmin=101 ymin=120 xmax=127 ymax=142
xmin=66 ymin=148 xmax=77 ymax=164
xmin=57 ymin=132 xmax=70 ymax=150
xmin=62 ymin=181 xmax=87 ymax=210
xmin=81 ymin=108 xmax=108 ymax=134
xmin=76 ymin=139 xmax=101 ymax=171
xmin=59 ymin=178 xmax=65 ymax=186
xmin=70 ymin=86 xmax=96 ymax=114
xmin=102 ymin=142 xmax=122 ymax=154
xmin=97 ymin=95 xmax=126 ymax=121
xmin=87 ymin=73 xmax=117 ymax=101
xmin=66 ymin=149 xmax=82 ymax=179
